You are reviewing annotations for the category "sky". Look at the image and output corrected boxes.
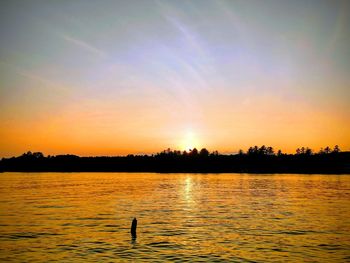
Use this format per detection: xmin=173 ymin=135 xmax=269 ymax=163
xmin=0 ymin=0 xmax=349 ymax=157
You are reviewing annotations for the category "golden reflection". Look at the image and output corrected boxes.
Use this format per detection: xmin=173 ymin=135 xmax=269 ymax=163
xmin=0 ymin=173 xmax=349 ymax=262
xmin=184 ymin=176 xmax=192 ymax=202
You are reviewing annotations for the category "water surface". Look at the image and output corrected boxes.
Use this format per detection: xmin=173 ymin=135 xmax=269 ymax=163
xmin=0 ymin=173 xmax=349 ymax=262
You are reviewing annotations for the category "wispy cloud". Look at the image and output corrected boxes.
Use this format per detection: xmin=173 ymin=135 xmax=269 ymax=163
xmin=0 ymin=60 xmax=68 ymax=92
xmin=17 ymin=69 xmax=73 ymax=95
xmin=62 ymin=34 xmax=106 ymax=58
xmin=19 ymin=70 xmax=58 ymax=87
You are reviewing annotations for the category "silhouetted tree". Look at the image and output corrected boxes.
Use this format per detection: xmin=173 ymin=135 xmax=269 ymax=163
xmin=22 ymin=151 xmax=33 ymax=157
xmin=324 ymin=146 xmax=331 ymax=154
xmin=199 ymin=148 xmax=209 ymax=157
xmin=210 ymin=150 xmax=219 ymax=156
xmin=305 ymin=148 xmax=313 ymax=155
xmin=259 ymin=145 xmax=267 ymax=155
xmin=247 ymin=147 xmax=254 ymax=155
xmin=33 ymin=152 xmax=44 ymax=158
xmin=333 ymin=145 xmax=340 ymax=153
xmin=238 ymin=149 xmax=244 ymax=155
xmin=277 ymin=149 xmax=282 ymax=156
xmin=267 ymin=147 xmax=274 ymax=155
xmin=189 ymin=148 xmax=198 ymax=156
xmin=165 ymin=148 xmax=172 ymax=154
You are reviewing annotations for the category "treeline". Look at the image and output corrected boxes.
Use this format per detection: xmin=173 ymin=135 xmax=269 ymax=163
xmin=0 ymin=145 xmax=349 ymax=174
xmin=239 ymin=145 xmax=341 ymax=156
xmin=147 ymin=144 xmax=341 ymax=157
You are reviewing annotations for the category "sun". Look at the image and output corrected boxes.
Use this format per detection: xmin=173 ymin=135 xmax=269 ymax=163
xmin=180 ymin=130 xmax=200 ymax=151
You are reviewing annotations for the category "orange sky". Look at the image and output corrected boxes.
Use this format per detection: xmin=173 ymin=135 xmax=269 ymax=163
xmin=1 ymin=1 xmax=349 ymax=157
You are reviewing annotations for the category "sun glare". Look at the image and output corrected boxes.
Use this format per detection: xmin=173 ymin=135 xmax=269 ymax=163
xmin=180 ymin=130 xmax=200 ymax=151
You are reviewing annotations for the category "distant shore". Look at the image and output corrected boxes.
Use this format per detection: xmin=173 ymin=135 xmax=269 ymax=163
xmin=1 ymin=149 xmax=349 ymax=174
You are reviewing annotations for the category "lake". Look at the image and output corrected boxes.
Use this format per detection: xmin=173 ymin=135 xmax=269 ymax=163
xmin=0 ymin=173 xmax=349 ymax=262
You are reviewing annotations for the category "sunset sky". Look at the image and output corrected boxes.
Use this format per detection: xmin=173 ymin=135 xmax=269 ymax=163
xmin=0 ymin=0 xmax=349 ymax=157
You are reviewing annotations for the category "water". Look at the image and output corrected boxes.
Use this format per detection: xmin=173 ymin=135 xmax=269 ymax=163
xmin=0 ymin=173 xmax=349 ymax=262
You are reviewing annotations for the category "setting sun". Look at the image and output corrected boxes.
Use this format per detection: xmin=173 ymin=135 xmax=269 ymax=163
xmin=180 ymin=130 xmax=201 ymax=151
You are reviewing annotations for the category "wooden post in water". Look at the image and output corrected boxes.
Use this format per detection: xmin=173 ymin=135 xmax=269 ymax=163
xmin=131 ymin=218 xmax=137 ymax=239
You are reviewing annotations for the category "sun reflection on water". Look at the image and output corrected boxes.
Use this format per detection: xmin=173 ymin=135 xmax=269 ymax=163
xmin=0 ymin=173 xmax=349 ymax=262
xmin=184 ymin=176 xmax=192 ymax=201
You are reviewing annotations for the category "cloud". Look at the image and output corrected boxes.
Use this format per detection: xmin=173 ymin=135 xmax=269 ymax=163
xmin=62 ymin=34 xmax=106 ymax=58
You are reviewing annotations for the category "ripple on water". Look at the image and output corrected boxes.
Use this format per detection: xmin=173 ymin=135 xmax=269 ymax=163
xmin=0 ymin=172 xmax=349 ymax=262
xmin=0 ymin=232 xmax=62 ymax=240
xmin=318 ymin=244 xmax=343 ymax=251
xmin=278 ymin=230 xmax=318 ymax=235
xmin=36 ymin=205 xmax=70 ymax=209
xmin=147 ymin=241 xmax=184 ymax=249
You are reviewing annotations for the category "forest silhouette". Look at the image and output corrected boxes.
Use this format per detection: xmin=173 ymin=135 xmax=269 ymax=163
xmin=1 ymin=145 xmax=349 ymax=174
